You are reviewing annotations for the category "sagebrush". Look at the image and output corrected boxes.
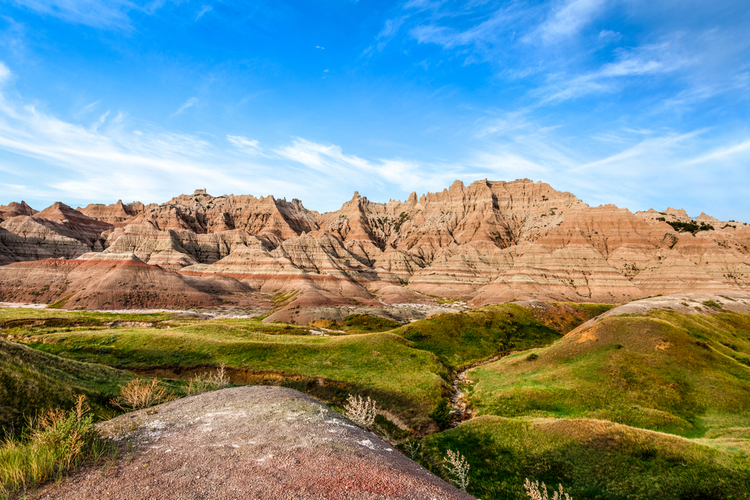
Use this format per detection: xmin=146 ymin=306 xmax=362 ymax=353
xmin=443 ymin=449 xmax=470 ymax=492
xmin=185 ymin=364 xmax=230 ymax=395
xmin=111 ymin=377 xmax=174 ymax=411
xmin=344 ymin=394 xmax=377 ymax=429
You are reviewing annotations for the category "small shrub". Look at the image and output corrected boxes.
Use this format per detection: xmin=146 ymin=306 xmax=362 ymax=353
xmin=344 ymin=394 xmax=377 ymax=429
xmin=666 ymin=220 xmax=713 ymax=234
xmin=526 ymin=353 xmax=539 ymax=361
xmin=443 ymin=449 xmax=470 ymax=492
xmin=524 ymin=479 xmax=572 ymax=500
xmin=702 ymin=300 xmax=722 ymax=310
xmin=111 ymin=378 xmax=174 ymax=412
xmin=429 ymin=398 xmax=451 ymax=430
xmin=185 ymin=364 xmax=230 ymax=396
xmin=401 ymin=438 xmax=421 ymax=459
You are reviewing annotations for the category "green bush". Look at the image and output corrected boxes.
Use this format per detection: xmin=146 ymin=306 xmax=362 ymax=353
xmin=429 ymin=398 xmax=452 ymax=430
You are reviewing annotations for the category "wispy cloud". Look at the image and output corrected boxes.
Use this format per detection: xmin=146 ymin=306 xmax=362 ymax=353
xmin=530 ymin=0 xmax=606 ymax=44
xmin=273 ymin=137 xmax=459 ymax=193
xmin=537 ymin=37 xmax=689 ymax=103
xmin=410 ymin=7 xmax=517 ymax=54
xmin=364 ymin=16 xmax=407 ymax=54
xmin=0 ymin=62 xmax=10 ymax=84
xmin=227 ymin=135 xmax=268 ymax=157
xmin=171 ymin=97 xmax=198 ymax=117
xmin=7 ymin=0 xmax=135 ymax=29
xmin=195 ymin=4 xmax=212 ymax=21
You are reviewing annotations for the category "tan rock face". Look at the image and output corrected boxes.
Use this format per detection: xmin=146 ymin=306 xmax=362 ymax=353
xmin=2 ymin=179 xmax=749 ymax=315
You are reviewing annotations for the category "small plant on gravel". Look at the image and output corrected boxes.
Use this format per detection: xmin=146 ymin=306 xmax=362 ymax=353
xmin=402 ymin=438 xmax=421 ymax=459
xmin=111 ymin=378 xmax=175 ymax=411
xmin=524 ymin=479 xmax=572 ymax=500
xmin=443 ymin=449 xmax=469 ymax=491
xmin=185 ymin=364 xmax=230 ymax=395
xmin=344 ymin=394 xmax=377 ymax=429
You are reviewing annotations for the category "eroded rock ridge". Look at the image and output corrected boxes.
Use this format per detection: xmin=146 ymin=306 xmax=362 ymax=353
xmin=1 ymin=180 xmax=749 ymax=321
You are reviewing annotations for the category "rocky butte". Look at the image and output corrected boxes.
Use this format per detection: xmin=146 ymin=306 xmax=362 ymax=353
xmin=1 ymin=179 xmax=748 ymax=322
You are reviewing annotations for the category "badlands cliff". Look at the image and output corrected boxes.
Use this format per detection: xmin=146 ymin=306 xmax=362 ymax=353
xmin=1 ymin=179 xmax=749 ymax=321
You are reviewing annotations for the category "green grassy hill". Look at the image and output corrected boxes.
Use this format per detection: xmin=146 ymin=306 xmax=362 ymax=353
xmin=0 ymin=338 xmax=134 ymax=435
xmin=468 ymin=310 xmax=750 ymax=436
xmin=420 ymin=415 xmax=750 ymax=500
xmin=392 ymin=303 xmax=611 ymax=370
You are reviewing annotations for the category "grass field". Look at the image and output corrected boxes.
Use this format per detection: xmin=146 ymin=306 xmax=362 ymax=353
xmin=17 ymin=316 xmax=450 ymax=428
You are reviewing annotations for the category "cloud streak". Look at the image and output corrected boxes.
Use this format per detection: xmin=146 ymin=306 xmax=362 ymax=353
xmin=171 ymin=97 xmax=198 ymax=117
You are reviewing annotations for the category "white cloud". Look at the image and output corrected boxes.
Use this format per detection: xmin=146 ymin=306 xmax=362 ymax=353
xmin=682 ymin=138 xmax=750 ymax=166
xmin=8 ymin=0 xmax=135 ymax=29
xmin=195 ymin=5 xmax=212 ymax=21
xmin=537 ymin=38 xmax=688 ymax=103
xmin=171 ymin=97 xmax=198 ymax=117
xmin=0 ymin=62 xmax=10 ymax=85
xmin=227 ymin=135 xmax=266 ymax=156
xmin=533 ymin=0 xmax=606 ymax=44
xmin=273 ymin=137 xmax=458 ymax=193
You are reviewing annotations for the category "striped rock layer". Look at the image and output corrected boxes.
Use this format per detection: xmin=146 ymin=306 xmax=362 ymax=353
xmin=1 ymin=180 xmax=749 ymax=321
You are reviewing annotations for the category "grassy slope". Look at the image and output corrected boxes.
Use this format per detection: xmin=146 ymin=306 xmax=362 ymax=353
xmin=23 ymin=318 xmax=450 ymax=427
xmin=0 ymin=338 xmax=134 ymax=435
xmin=420 ymin=416 xmax=750 ymax=500
xmin=392 ymin=303 xmax=609 ymax=370
xmin=468 ymin=310 xmax=750 ymax=436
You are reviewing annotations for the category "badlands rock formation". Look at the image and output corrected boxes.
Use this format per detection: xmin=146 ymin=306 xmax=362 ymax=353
xmin=40 ymin=386 xmax=474 ymax=500
xmin=1 ymin=180 xmax=749 ymax=320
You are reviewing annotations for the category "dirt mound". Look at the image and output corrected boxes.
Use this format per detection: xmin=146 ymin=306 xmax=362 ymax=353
xmin=41 ymin=386 xmax=474 ymax=500
xmin=0 ymin=255 xmax=227 ymax=309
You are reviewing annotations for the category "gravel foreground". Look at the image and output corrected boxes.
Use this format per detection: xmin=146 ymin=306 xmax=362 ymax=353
xmin=38 ymin=386 xmax=475 ymax=500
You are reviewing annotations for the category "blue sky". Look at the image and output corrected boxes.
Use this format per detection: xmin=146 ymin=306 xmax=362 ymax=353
xmin=0 ymin=0 xmax=748 ymax=220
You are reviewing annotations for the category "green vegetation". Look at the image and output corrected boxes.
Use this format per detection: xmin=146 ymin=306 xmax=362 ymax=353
xmin=0 ymin=338 xmax=135 ymax=436
xmin=0 ymin=396 xmax=115 ymax=499
xmin=429 ymin=398 xmax=451 ymax=430
xmin=6 ymin=303 xmax=750 ymax=499
xmin=468 ymin=310 xmax=750 ymax=437
xmin=393 ymin=304 xmax=566 ymax=370
xmin=21 ymin=317 xmax=450 ymax=427
xmin=341 ymin=314 xmax=401 ymax=332
xmin=529 ymin=302 xmax=615 ymax=334
xmin=666 ymin=220 xmax=714 ymax=234
xmin=420 ymin=416 xmax=750 ymax=500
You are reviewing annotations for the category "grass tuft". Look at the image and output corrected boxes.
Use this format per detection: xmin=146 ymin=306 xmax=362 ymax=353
xmin=0 ymin=395 xmax=115 ymax=499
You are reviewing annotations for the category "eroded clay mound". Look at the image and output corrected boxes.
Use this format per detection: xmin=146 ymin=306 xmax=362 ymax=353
xmin=42 ymin=386 xmax=474 ymax=500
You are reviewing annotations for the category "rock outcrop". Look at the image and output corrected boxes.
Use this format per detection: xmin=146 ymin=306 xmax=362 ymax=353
xmin=40 ymin=386 xmax=474 ymax=500
xmin=2 ymin=179 xmax=750 ymax=318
